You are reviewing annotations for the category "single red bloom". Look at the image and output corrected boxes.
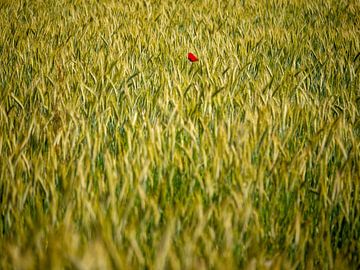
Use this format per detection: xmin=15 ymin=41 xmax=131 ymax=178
xmin=187 ymin=52 xmax=199 ymax=62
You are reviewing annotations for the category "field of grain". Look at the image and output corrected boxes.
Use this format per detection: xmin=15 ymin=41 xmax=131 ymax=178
xmin=0 ymin=0 xmax=359 ymax=269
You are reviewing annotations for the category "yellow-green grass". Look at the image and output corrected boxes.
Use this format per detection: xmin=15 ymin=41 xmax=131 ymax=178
xmin=0 ymin=0 xmax=359 ymax=269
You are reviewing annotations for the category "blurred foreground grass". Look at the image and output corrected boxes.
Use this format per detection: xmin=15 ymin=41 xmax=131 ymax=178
xmin=0 ymin=0 xmax=359 ymax=269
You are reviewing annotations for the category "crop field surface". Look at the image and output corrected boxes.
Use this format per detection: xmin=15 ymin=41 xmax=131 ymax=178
xmin=0 ymin=0 xmax=359 ymax=269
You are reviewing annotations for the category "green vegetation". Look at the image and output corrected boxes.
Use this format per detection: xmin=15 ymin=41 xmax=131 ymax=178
xmin=0 ymin=0 xmax=359 ymax=269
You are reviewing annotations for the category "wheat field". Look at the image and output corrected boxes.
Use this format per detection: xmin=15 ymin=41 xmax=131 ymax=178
xmin=0 ymin=0 xmax=359 ymax=269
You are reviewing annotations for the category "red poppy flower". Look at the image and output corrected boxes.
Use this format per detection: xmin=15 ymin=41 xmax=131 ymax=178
xmin=187 ymin=52 xmax=199 ymax=62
